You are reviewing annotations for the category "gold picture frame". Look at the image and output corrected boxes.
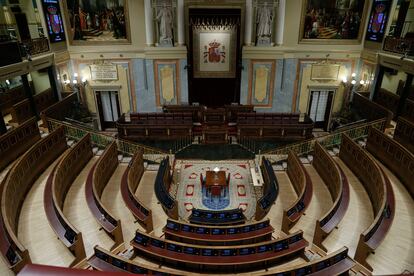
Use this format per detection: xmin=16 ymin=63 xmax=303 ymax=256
xmin=62 ymin=0 xmax=131 ymax=45
xmin=299 ymin=0 xmax=369 ymax=44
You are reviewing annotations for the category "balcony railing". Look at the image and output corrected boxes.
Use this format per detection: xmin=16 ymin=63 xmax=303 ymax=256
xmin=383 ymin=36 xmax=414 ymax=56
xmin=20 ymin=37 xmax=50 ymax=57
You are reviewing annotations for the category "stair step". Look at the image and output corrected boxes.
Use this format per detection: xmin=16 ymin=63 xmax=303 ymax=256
xmin=121 ymin=156 xmax=132 ymax=163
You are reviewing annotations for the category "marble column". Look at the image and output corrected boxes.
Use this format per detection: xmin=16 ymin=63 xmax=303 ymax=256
xmin=177 ymin=0 xmax=185 ymax=45
xmin=275 ymin=0 xmax=286 ymax=46
xmin=245 ymin=0 xmax=253 ymax=45
xmin=144 ymin=0 xmax=154 ymax=46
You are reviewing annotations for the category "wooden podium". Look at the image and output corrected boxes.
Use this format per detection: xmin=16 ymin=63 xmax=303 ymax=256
xmin=204 ymin=171 xmax=228 ymax=196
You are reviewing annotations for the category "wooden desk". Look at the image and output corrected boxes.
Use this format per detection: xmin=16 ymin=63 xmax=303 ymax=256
xmin=205 ymin=171 xmax=227 ymax=196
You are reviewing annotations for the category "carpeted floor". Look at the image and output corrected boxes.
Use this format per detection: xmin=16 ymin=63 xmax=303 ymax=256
xmin=175 ymin=160 xmax=257 ymax=221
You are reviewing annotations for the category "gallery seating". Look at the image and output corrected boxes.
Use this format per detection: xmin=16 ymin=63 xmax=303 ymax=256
xmin=87 ymin=246 xmax=176 ymax=275
xmin=40 ymin=92 xmax=77 ymax=127
xmin=189 ymin=208 xmax=246 ymax=225
xmin=164 ymin=218 xmax=273 ymax=246
xmin=44 ymin=134 xmax=92 ymax=267
xmin=352 ymin=92 xmax=393 ymax=127
xmin=312 ymin=142 xmax=350 ymax=251
xmin=366 ymin=127 xmax=414 ymax=199
xmin=401 ymin=98 xmax=414 ymax=122
xmin=0 ymin=85 xmax=26 ymax=114
xmin=394 ymin=116 xmax=414 ymax=153
xmin=257 ymin=247 xmax=355 ymax=276
xmin=281 ymin=151 xmax=313 ymax=233
xmin=120 ymin=149 xmax=153 ymax=232
xmin=237 ymin=112 xmax=314 ymax=140
xmin=0 ymin=117 xmax=40 ymax=171
xmin=339 ymin=134 xmax=395 ymax=271
xmin=0 ymin=126 xmax=67 ymax=273
xmin=85 ymin=142 xmax=123 ymax=251
xmin=117 ymin=112 xmax=193 ymax=141
xmin=10 ymin=88 xmax=56 ymax=125
xmin=131 ymin=230 xmax=308 ymax=272
xmin=373 ymin=88 xmax=400 ymax=116
xmin=255 ymin=157 xmax=279 ymax=220
xmin=154 ymin=156 xmax=178 ymax=219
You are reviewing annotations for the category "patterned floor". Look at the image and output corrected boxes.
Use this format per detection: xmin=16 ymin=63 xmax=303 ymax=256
xmin=175 ymin=160 xmax=257 ymax=221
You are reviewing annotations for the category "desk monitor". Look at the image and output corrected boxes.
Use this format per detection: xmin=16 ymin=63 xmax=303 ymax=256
xmin=167 ymin=243 xmax=182 ymax=252
xmin=220 ymin=249 xmax=236 ymax=256
xmin=95 ymin=250 xmax=109 ymax=262
xmin=196 ymin=227 xmax=208 ymax=234
xmin=166 ymin=221 xmax=179 ymax=231
xmin=239 ymin=247 xmax=256 ymax=255
xmin=227 ymin=227 xmax=238 ymax=234
xmin=112 ymin=258 xmax=127 ymax=270
xmin=150 ymin=239 xmax=165 ymax=248
xmin=184 ymin=247 xmax=199 ymax=255
xmin=181 ymin=224 xmax=192 ymax=232
xmin=134 ymin=234 xmax=149 ymax=246
xmin=202 ymin=249 xmax=217 ymax=256
xmin=212 ymin=228 xmax=225 ymax=235
xmin=132 ymin=265 xmax=149 ymax=274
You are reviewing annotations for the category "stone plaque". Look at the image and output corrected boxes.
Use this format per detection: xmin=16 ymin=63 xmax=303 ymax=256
xmin=90 ymin=64 xmax=118 ymax=81
xmin=311 ymin=64 xmax=340 ymax=81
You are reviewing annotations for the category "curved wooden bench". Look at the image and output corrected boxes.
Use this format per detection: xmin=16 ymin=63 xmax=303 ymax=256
xmin=131 ymin=230 xmax=308 ymax=273
xmin=281 ymin=151 xmax=313 ymax=233
xmin=312 ymin=142 xmax=350 ymax=251
xmin=154 ymin=157 xmax=178 ymax=219
xmin=394 ymin=116 xmax=414 ymax=154
xmin=0 ymin=126 xmax=67 ymax=273
xmin=366 ymin=126 xmax=414 ymax=198
xmin=256 ymin=246 xmax=355 ymax=275
xmin=189 ymin=208 xmax=246 ymax=225
xmin=164 ymin=218 xmax=273 ymax=246
xmin=339 ymin=134 xmax=395 ymax=271
xmin=120 ymin=150 xmax=153 ymax=232
xmin=255 ymin=157 xmax=279 ymax=220
xmin=85 ymin=141 xmax=123 ymax=252
xmin=88 ymin=245 xmax=180 ymax=275
xmin=0 ymin=117 xmax=40 ymax=171
xmin=44 ymin=134 xmax=92 ymax=267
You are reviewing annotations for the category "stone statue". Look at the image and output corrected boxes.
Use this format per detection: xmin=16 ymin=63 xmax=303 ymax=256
xmin=256 ymin=2 xmax=273 ymax=45
xmin=156 ymin=3 xmax=173 ymax=46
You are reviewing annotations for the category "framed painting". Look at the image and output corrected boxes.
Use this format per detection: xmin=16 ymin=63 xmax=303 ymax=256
xmin=62 ymin=0 xmax=130 ymax=45
xmin=192 ymin=26 xmax=237 ymax=78
xmin=299 ymin=0 xmax=369 ymax=44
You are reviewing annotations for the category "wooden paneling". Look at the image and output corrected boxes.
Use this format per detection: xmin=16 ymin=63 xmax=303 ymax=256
xmin=0 ymin=117 xmax=40 ymax=171
xmin=0 ymin=86 xmax=26 ymax=114
xmin=339 ymin=134 xmax=395 ymax=271
xmin=401 ymin=99 xmax=414 ymax=122
xmin=40 ymin=92 xmax=77 ymax=127
xmin=373 ymin=88 xmax=400 ymax=116
xmin=312 ymin=142 xmax=350 ymax=251
xmin=281 ymin=151 xmax=313 ymax=233
xmin=352 ymin=93 xmax=392 ymax=128
xmin=86 ymin=142 xmax=123 ymax=251
xmin=120 ymin=150 xmax=153 ymax=232
xmin=0 ymin=126 xmax=67 ymax=273
xmin=394 ymin=116 xmax=414 ymax=153
xmin=367 ymin=127 xmax=414 ymax=199
xmin=45 ymin=134 xmax=92 ymax=267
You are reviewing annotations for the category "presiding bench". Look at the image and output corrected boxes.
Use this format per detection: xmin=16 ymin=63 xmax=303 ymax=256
xmin=85 ymin=142 xmax=123 ymax=251
xmin=339 ymin=134 xmax=395 ymax=271
xmin=281 ymin=151 xmax=313 ymax=233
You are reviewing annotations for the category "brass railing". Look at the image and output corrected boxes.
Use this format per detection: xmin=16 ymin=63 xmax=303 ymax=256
xmin=46 ymin=118 xmax=167 ymax=160
xmin=260 ymin=118 xmax=387 ymax=163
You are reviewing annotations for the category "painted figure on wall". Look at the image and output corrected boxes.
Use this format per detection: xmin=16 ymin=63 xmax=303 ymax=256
xmin=156 ymin=3 xmax=174 ymax=46
xmin=67 ymin=0 xmax=127 ymax=42
xmin=302 ymin=0 xmax=365 ymax=40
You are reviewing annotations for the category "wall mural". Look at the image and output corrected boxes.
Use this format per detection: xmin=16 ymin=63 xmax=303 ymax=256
xmin=192 ymin=18 xmax=238 ymax=78
xmin=300 ymin=0 xmax=368 ymax=43
xmin=63 ymin=0 xmax=129 ymax=44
